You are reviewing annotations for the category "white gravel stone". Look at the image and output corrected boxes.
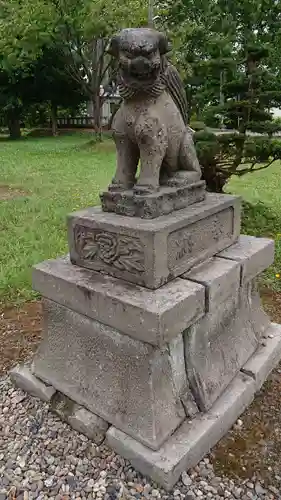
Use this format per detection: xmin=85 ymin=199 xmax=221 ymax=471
xmin=182 ymin=471 xmax=192 ymax=486
xmin=151 ymin=489 xmax=160 ymax=497
xmin=0 ymin=376 xmax=276 ymax=500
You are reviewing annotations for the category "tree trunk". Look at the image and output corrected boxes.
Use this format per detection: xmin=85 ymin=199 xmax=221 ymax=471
xmin=108 ymin=104 xmax=119 ymax=130
xmin=93 ymin=95 xmax=102 ymax=141
xmin=219 ymin=70 xmax=225 ymax=129
xmin=50 ymin=103 xmax=58 ymax=136
xmin=7 ymin=111 xmax=21 ymax=140
xmin=90 ymin=38 xmax=105 ymax=142
xmin=202 ymin=167 xmax=229 ymax=193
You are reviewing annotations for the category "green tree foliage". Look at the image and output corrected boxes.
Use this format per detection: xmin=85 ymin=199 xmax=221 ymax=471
xmin=162 ymin=0 xmax=281 ymax=192
xmin=0 ymin=49 xmax=86 ymax=138
xmin=0 ymin=0 xmax=147 ymax=134
xmin=0 ymin=69 xmax=26 ymax=139
xmin=23 ymin=48 xmax=86 ymax=135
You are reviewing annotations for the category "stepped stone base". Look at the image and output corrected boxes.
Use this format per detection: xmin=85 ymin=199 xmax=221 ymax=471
xmin=27 ymin=233 xmax=274 ymax=451
xmin=11 ymin=323 xmax=281 ymax=489
xmin=10 ymin=186 xmax=280 ymax=490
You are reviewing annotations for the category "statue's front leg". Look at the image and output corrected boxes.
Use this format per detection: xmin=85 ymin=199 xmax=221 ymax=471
xmin=110 ymin=132 xmax=139 ymax=191
xmin=134 ymin=116 xmax=168 ymax=194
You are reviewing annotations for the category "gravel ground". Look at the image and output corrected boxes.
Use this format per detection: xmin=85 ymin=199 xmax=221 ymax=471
xmin=0 ymin=377 xmax=280 ymax=500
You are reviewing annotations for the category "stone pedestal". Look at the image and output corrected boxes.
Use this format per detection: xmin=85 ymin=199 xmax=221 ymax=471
xmin=11 ymin=191 xmax=281 ymax=489
xmin=68 ymin=193 xmax=241 ymax=289
xmin=100 ymin=180 xmax=206 ymax=219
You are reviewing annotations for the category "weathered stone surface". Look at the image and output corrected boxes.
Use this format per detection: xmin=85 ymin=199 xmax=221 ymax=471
xmin=218 ymin=235 xmax=274 ymax=284
xmin=241 ymin=279 xmax=271 ymax=341
xmin=51 ymin=392 xmax=109 ymax=444
xmin=32 ymin=256 xmax=205 ymax=346
xmin=107 ymin=28 xmax=202 ymax=196
xmin=33 ymin=299 xmax=185 ymax=450
xmin=184 ymin=257 xmax=240 ymax=312
xmin=10 ymin=364 xmax=56 ymax=402
xmin=101 ymin=181 xmax=206 ymax=219
xmin=168 ymin=334 xmax=198 ymax=418
xmin=242 ymin=323 xmax=281 ymax=389
xmin=68 ymin=407 xmax=109 ymax=444
xmin=106 ymin=372 xmax=255 ymax=490
xmin=68 ymin=193 xmax=241 ymax=289
xmin=184 ymin=283 xmax=260 ymax=411
xmin=183 ymin=237 xmax=273 ymax=412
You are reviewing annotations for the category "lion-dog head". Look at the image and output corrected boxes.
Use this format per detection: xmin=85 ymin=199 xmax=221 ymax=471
xmin=108 ymin=28 xmax=170 ymax=90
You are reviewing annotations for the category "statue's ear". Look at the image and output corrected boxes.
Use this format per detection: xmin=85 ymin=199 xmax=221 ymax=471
xmin=107 ymin=35 xmax=120 ymax=57
xmin=158 ymin=32 xmax=171 ymax=55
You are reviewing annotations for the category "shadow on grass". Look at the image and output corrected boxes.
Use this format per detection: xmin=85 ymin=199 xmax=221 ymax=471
xmin=241 ymin=200 xmax=281 ymax=239
xmin=78 ymin=134 xmax=115 ymax=152
xmin=0 ymin=136 xmax=27 ymax=142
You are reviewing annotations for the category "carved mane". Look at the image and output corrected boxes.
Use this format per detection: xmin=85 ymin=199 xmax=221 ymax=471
xmin=117 ymin=56 xmax=189 ymax=126
xmin=160 ymin=57 xmax=189 ymax=125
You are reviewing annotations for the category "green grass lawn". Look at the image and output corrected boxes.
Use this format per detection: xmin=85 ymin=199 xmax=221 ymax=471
xmin=0 ymin=132 xmax=280 ymax=306
xmin=0 ymin=134 xmax=116 ymax=305
xmin=227 ymin=165 xmax=281 ymax=290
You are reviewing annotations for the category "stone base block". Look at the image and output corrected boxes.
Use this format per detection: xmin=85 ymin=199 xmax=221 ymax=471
xmin=107 ymin=323 xmax=281 ymax=489
xmin=107 ymin=372 xmax=256 ymax=490
xmin=184 ymin=289 xmax=259 ymax=412
xmin=183 ymin=250 xmax=271 ymax=411
xmin=185 ymin=257 xmax=240 ymax=312
xmin=100 ymin=181 xmax=206 ymax=219
xmin=32 ymin=299 xmax=188 ymax=450
xmin=242 ymin=323 xmax=281 ymax=389
xmin=32 ymin=256 xmax=205 ymax=346
xmin=51 ymin=392 xmax=109 ymax=444
xmin=10 ymin=363 xmax=56 ymax=402
xmin=11 ymin=365 xmax=109 ymax=444
xmin=68 ymin=193 xmax=241 ymax=289
xmin=218 ymin=234 xmax=274 ymax=284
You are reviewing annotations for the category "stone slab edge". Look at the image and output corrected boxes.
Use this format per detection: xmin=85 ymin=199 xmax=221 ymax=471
xmin=32 ymin=256 xmax=205 ymax=346
xmin=10 ymin=364 xmax=109 ymax=444
xmin=10 ymin=363 xmax=56 ymax=402
xmin=217 ymin=235 xmax=275 ymax=284
xmin=183 ymin=257 xmax=241 ymax=312
xmin=241 ymin=323 xmax=281 ymax=389
xmin=51 ymin=392 xmax=109 ymax=444
xmin=107 ymin=322 xmax=281 ymax=490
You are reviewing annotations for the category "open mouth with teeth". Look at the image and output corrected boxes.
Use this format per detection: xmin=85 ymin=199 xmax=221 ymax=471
xmin=121 ymin=64 xmax=160 ymax=87
xmin=129 ymin=65 xmax=159 ymax=80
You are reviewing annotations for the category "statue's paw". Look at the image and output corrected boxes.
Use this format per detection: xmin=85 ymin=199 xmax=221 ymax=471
xmin=133 ymin=182 xmax=159 ymax=195
xmin=166 ymin=171 xmax=201 ymax=187
xmin=108 ymin=180 xmax=135 ymax=192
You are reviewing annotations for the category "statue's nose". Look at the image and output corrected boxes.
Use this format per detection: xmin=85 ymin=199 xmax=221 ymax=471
xmin=131 ymin=56 xmax=150 ymax=73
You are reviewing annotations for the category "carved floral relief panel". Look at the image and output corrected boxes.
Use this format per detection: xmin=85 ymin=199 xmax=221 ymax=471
xmin=168 ymin=208 xmax=234 ymax=270
xmin=74 ymin=225 xmax=145 ymax=274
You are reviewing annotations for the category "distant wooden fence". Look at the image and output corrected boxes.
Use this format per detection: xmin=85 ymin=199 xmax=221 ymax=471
xmin=57 ymin=116 xmax=96 ymax=129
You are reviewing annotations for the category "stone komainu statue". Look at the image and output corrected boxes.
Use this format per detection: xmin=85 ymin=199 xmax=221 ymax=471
xmin=107 ymin=28 xmax=202 ymax=194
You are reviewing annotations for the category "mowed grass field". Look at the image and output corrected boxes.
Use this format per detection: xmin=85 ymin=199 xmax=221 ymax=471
xmin=0 ymin=134 xmax=115 ymax=305
xmin=0 ymin=132 xmax=280 ymax=306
